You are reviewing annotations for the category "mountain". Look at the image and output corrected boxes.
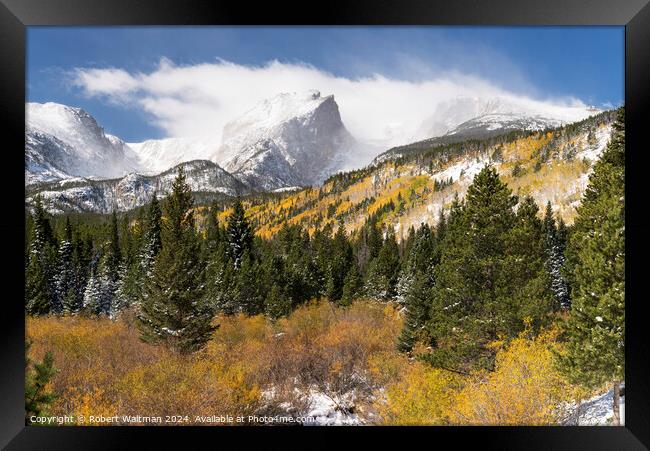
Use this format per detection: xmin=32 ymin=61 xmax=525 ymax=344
xmin=374 ymin=99 xmax=601 ymax=165
xmin=26 ymin=160 xmax=249 ymax=214
xmin=216 ymin=90 xmax=357 ymax=190
xmin=129 ymin=138 xmax=220 ymax=175
xmin=413 ymin=96 xmax=599 ymax=142
xmin=26 ymin=102 xmax=141 ymax=184
xmin=222 ymin=110 xmax=616 ymax=240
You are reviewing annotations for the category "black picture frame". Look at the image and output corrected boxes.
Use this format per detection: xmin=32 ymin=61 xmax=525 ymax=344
xmin=2 ymin=0 xmax=649 ymax=448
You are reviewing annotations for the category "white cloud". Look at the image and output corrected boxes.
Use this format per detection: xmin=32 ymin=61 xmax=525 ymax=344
xmin=71 ymin=58 xmax=590 ymax=146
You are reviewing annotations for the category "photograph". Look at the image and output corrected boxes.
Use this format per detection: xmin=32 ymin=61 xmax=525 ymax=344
xmin=23 ymin=25 xmax=625 ymax=427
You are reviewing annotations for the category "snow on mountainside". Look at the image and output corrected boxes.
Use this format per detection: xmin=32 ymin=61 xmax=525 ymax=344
xmin=26 ymin=160 xmax=249 ymax=214
xmin=26 ymin=102 xmax=141 ymax=183
xmin=129 ymin=138 xmax=220 ymax=175
xmin=217 ymin=90 xmax=357 ymax=190
xmin=414 ymin=96 xmax=598 ymax=141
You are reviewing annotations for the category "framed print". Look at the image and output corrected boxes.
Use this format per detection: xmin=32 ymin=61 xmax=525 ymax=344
xmin=1 ymin=0 xmax=649 ymax=448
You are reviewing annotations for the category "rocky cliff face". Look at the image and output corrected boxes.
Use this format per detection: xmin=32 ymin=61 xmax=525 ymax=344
xmin=218 ymin=90 xmax=356 ymax=190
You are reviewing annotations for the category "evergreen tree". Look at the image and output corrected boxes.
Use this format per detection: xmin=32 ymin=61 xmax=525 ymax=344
xmin=365 ymin=229 xmax=401 ymax=301
xmin=341 ymin=263 xmax=363 ymax=306
xmin=69 ymin=232 xmax=92 ymax=314
xmin=226 ymin=198 xmax=253 ymax=269
xmin=25 ymin=196 xmax=57 ymax=315
xmin=55 ymin=218 xmax=77 ymax=314
xmin=426 ymin=166 xmax=524 ymax=371
xmin=138 ymin=168 xmax=216 ymax=354
xmin=396 ymin=223 xmax=436 ymax=305
xmin=83 ymin=266 xmax=103 ymax=315
xmin=236 ymin=250 xmax=265 ymax=316
xmin=397 ymin=272 xmax=433 ymax=353
xmin=25 ymin=255 xmax=50 ymax=316
xmin=25 ymin=340 xmax=56 ymax=423
xmin=503 ymin=195 xmax=554 ymax=331
xmin=139 ymin=193 xmax=163 ymax=281
xmin=265 ymin=283 xmax=291 ymax=319
xmin=559 ymin=108 xmax=625 ymax=391
xmin=397 ymin=223 xmax=437 ymax=353
xmin=92 ymin=211 xmax=122 ymax=316
xmin=542 ymin=201 xmax=570 ymax=310
xmin=325 ymin=225 xmax=354 ymax=302
xmin=202 ymin=201 xmax=225 ymax=259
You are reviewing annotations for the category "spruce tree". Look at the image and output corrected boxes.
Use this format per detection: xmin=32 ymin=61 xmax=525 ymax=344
xmin=397 ymin=223 xmax=437 ymax=353
xmin=426 ymin=167 xmax=522 ymax=371
xmin=341 ymin=263 xmax=363 ymax=306
xmin=559 ymin=108 xmax=625 ymax=391
xmin=397 ymin=271 xmax=433 ymax=353
xmin=25 ymin=340 xmax=56 ymax=423
xmin=55 ymin=218 xmax=77 ymax=314
xmin=325 ymin=225 xmax=354 ymax=302
xmin=265 ymin=283 xmax=291 ymax=319
xmin=138 ymin=168 xmax=216 ymax=354
xmin=226 ymin=198 xmax=253 ymax=269
xmin=25 ymin=196 xmax=57 ymax=315
xmin=83 ymin=266 xmax=103 ymax=315
xmin=503 ymin=195 xmax=554 ymax=332
xmin=365 ymin=229 xmax=401 ymax=301
xmin=236 ymin=250 xmax=265 ymax=316
xmin=92 ymin=211 xmax=122 ymax=316
xmin=542 ymin=201 xmax=570 ymax=310
xmin=70 ymin=233 xmax=92 ymax=314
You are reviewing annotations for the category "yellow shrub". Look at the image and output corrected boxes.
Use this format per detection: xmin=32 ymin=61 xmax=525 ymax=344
xmin=452 ymin=328 xmax=580 ymax=425
xmin=376 ymin=362 xmax=462 ymax=425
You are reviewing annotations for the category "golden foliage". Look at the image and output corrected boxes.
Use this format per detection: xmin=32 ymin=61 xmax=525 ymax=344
xmin=26 ymin=301 xmax=403 ymax=425
xmin=375 ymin=326 xmax=583 ymax=426
xmin=28 ymin=305 xmax=583 ymax=425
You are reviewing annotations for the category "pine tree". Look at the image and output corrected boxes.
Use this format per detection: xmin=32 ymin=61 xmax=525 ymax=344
xmin=91 ymin=211 xmax=122 ymax=316
xmin=25 ymin=256 xmax=50 ymax=316
xmin=139 ymin=194 xmax=163 ymax=282
xmin=542 ymin=202 xmax=570 ymax=310
xmin=83 ymin=266 xmax=103 ymax=315
xmin=503 ymin=195 xmax=554 ymax=332
xmin=236 ymin=250 xmax=265 ymax=316
xmin=55 ymin=217 xmax=77 ymax=314
xmin=202 ymin=201 xmax=225 ymax=259
xmin=365 ymin=229 xmax=400 ymax=301
xmin=396 ymin=223 xmax=436 ymax=305
xmin=265 ymin=283 xmax=291 ymax=319
xmin=138 ymin=168 xmax=216 ymax=354
xmin=397 ymin=272 xmax=433 ymax=353
xmin=70 ymin=232 xmax=92 ymax=314
xmin=559 ymin=108 xmax=625 ymax=391
xmin=226 ymin=198 xmax=253 ymax=269
xmin=25 ymin=196 xmax=57 ymax=315
xmin=25 ymin=340 xmax=56 ymax=423
xmin=325 ymin=225 xmax=354 ymax=302
xmin=397 ymin=223 xmax=437 ymax=353
xmin=426 ymin=166 xmax=524 ymax=371
xmin=341 ymin=263 xmax=363 ymax=306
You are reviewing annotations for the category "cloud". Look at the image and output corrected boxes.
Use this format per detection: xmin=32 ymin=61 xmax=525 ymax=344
xmin=71 ymin=58 xmax=589 ymax=146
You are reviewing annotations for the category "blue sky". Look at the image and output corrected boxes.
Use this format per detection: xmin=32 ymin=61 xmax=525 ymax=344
xmin=27 ymin=26 xmax=624 ymax=142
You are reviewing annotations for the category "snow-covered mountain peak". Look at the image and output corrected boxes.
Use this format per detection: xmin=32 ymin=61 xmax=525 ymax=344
xmin=26 ymin=102 xmax=141 ymax=183
xmin=415 ymin=95 xmax=599 ymax=141
xmin=216 ymin=91 xmax=355 ymax=189
xmin=221 ymin=90 xmax=334 ymax=144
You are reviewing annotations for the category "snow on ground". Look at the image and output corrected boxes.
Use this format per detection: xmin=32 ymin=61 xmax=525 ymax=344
xmin=562 ymin=384 xmax=625 ymax=426
xmin=301 ymin=390 xmax=362 ymax=426
xmin=261 ymin=386 xmax=363 ymax=426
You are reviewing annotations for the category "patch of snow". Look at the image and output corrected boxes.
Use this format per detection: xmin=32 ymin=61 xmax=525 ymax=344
xmin=302 ymin=390 xmax=362 ymax=426
xmin=562 ymin=384 xmax=624 ymax=426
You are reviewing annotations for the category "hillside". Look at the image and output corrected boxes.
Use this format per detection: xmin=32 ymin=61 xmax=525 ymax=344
xmin=210 ymin=110 xmax=615 ymax=240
